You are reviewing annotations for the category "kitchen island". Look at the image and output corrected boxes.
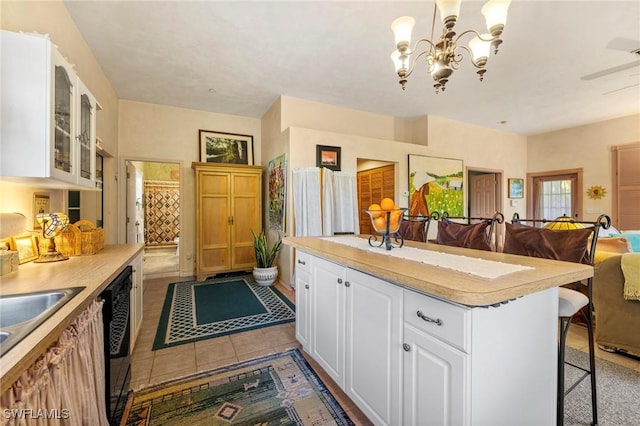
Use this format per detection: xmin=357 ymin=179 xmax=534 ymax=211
xmin=0 ymin=244 xmax=143 ymax=393
xmin=285 ymin=236 xmax=592 ymax=426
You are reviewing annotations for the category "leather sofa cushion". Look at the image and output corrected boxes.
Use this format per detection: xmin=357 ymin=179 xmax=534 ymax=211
xmin=437 ymin=219 xmax=492 ymax=251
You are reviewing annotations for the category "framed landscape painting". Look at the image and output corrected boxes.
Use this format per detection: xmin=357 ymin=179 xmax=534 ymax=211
xmin=408 ymin=155 xmax=464 ymax=218
xmin=199 ymin=130 xmax=254 ymax=165
xmin=316 ymin=145 xmax=341 ymax=171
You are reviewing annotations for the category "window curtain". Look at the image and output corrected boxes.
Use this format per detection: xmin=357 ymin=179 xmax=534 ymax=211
xmin=1 ymin=300 xmax=108 ymax=426
xmin=293 ymin=167 xmax=323 ymax=236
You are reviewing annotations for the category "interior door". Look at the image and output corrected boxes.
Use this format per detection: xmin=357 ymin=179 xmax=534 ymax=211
xmin=469 ymin=173 xmax=497 ymax=219
xmin=357 ymin=164 xmax=395 ymax=234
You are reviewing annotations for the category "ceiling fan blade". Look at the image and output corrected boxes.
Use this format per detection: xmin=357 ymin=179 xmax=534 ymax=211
xmin=603 ymin=83 xmax=640 ymax=95
xmin=607 ymin=37 xmax=640 ymax=52
xmin=581 ymin=60 xmax=640 ymax=80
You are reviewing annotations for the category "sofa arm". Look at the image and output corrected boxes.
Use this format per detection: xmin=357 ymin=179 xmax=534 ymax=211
xmin=592 ymin=255 xmax=640 ymax=356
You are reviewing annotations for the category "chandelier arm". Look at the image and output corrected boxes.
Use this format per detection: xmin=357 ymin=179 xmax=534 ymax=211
xmin=453 ymin=29 xmax=497 ymax=45
xmin=403 ymin=48 xmax=434 ymax=78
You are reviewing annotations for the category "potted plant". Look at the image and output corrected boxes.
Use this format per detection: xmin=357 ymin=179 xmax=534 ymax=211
xmin=251 ymin=229 xmax=283 ymax=286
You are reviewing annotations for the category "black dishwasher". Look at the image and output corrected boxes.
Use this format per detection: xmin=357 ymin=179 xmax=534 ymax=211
xmin=100 ymin=265 xmax=132 ymax=426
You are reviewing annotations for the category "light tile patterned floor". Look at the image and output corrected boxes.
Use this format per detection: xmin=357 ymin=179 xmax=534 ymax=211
xmin=132 ymin=276 xmax=640 ymax=425
xmin=131 ymin=276 xmax=373 ymax=425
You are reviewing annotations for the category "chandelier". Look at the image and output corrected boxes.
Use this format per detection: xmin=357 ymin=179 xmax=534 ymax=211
xmin=391 ymin=0 xmax=511 ymax=93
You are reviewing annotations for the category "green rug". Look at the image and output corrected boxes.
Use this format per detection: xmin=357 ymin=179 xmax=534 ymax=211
xmin=153 ymin=275 xmax=295 ymax=350
xmin=122 ymin=349 xmax=354 ymax=425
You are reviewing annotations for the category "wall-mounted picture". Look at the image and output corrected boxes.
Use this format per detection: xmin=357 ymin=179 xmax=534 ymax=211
xmin=316 ymin=145 xmax=341 ymax=171
xmin=268 ymin=153 xmax=287 ymax=232
xmin=33 ymin=193 xmax=50 ymax=230
xmin=408 ymin=155 xmax=464 ymax=218
xmin=10 ymin=234 xmax=39 ymax=264
xmin=508 ymin=178 xmax=524 ymax=199
xmin=199 ymin=130 xmax=254 ymax=165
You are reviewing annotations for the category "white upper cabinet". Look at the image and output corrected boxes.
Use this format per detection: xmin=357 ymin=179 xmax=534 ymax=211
xmin=0 ymin=30 xmax=98 ymax=189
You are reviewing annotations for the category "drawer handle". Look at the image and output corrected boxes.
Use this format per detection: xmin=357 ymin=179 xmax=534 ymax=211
xmin=345 ymin=281 xmax=350 ymax=288
xmin=416 ymin=310 xmax=443 ymax=326
xmin=305 ymin=284 xmax=309 ymax=289
xmin=403 ymin=343 xmax=411 ymax=352
xmin=297 ymin=259 xmax=306 ymax=265
xmin=337 ymin=278 xmax=343 ymax=284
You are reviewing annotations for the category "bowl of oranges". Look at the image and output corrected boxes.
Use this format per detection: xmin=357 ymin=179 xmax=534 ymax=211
xmin=364 ymin=197 xmax=407 ymax=235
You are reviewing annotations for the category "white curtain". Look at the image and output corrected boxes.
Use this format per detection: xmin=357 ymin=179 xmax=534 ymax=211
xmin=293 ymin=167 xmax=323 ymax=236
xmin=322 ymin=169 xmax=335 ymax=236
xmin=1 ymin=300 xmax=108 ymax=426
xmin=329 ymin=171 xmax=359 ymax=235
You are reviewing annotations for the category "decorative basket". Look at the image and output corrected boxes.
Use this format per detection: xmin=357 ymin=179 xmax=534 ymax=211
xmin=55 ymin=220 xmax=105 ymax=256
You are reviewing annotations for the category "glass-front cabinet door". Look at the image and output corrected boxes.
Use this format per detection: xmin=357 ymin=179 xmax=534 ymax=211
xmin=53 ymin=62 xmax=74 ymax=179
xmin=77 ymin=79 xmax=96 ymax=187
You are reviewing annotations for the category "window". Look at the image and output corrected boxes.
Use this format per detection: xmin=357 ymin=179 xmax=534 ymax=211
xmin=528 ymin=169 xmax=583 ymax=221
xmin=68 ymin=190 xmax=81 ymax=223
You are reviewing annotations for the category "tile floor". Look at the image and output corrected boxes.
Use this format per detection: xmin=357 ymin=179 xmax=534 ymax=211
xmin=131 ymin=276 xmax=640 ymax=425
xmin=130 ymin=275 xmax=373 ymax=425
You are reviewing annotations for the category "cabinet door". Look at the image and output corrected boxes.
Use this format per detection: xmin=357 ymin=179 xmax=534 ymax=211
xmin=403 ymin=323 xmax=469 ymax=426
xmin=76 ymin=79 xmax=96 ymax=188
xmin=230 ymin=172 xmax=261 ymax=269
xmin=345 ymin=269 xmax=403 ymax=426
xmin=295 ymin=268 xmax=311 ymax=350
xmin=311 ymin=256 xmax=346 ymax=388
xmin=51 ymin=50 xmax=77 ymax=183
xmin=199 ymin=172 xmax=231 ymax=274
xmin=130 ymin=253 xmax=144 ymax=351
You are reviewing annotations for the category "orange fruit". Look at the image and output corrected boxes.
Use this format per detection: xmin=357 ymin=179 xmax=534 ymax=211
xmin=373 ymin=216 xmax=387 ymax=231
xmin=389 ymin=213 xmax=400 ymax=231
xmin=368 ymin=203 xmax=382 ymax=218
xmin=380 ymin=197 xmax=395 ymax=211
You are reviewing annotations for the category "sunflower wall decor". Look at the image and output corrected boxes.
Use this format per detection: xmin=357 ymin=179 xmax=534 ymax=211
xmin=586 ymin=185 xmax=607 ymax=200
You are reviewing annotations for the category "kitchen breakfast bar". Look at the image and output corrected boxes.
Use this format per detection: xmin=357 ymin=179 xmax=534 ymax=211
xmin=284 ymin=235 xmax=593 ymax=426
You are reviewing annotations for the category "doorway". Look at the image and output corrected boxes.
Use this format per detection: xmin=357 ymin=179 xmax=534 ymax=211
xmin=125 ymin=160 xmax=181 ymax=278
xmin=467 ymin=168 xmax=503 ymax=220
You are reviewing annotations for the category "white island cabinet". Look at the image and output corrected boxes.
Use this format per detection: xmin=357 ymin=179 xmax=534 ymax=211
xmin=1 ymin=30 xmax=97 ymax=189
xmin=287 ymin=236 xmax=579 ymax=426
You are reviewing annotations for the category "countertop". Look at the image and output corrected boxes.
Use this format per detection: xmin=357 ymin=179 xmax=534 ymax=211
xmin=0 ymin=244 xmax=144 ymax=393
xmin=284 ymin=236 xmax=593 ymax=306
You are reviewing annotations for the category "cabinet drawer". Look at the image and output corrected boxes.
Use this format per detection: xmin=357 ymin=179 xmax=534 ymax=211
xmin=404 ymin=290 xmax=470 ymax=353
xmin=295 ymin=250 xmax=312 ymax=273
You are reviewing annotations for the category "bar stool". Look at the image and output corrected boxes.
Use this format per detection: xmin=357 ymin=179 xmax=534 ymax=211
xmin=505 ymin=214 xmax=611 ymax=426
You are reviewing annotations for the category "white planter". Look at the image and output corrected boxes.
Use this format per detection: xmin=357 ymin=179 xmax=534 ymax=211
xmin=253 ymin=266 xmax=278 ymax=286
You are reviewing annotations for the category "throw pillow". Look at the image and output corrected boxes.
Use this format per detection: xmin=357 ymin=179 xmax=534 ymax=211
xmin=395 ymin=220 xmax=427 ymax=242
xmin=437 ymin=219 xmax=493 ymax=251
xmin=611 ymin=233 xmax=640 ymax=252
xmin=503 ymin=223 xmax=593 ymax=264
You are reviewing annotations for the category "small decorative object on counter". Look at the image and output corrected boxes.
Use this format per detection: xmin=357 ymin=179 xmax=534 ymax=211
xmin=35 ymin=212 xmax=70 ymax=263
xmin=365 ymin=197 xmax=407 ymax=250
xmin=53 ymin=220 xmax=105 ymax=256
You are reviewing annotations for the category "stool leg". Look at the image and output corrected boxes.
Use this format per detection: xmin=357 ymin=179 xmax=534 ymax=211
xmin=558 ymin=316 xmax=571 ymax=426
xmin=584 ymin=299 xmax=598 ymax=426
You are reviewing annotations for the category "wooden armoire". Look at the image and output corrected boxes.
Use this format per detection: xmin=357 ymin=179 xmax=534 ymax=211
xmin=192 ymin=163 xmax=263 ymax=281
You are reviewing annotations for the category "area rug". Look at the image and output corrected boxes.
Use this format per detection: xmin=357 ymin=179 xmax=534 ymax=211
xmin=564 ymin=346 xmax=640 ymax=425
xmin=121 ymin=348 xmax=353 ymax=425
xmin=153 ymin=275 xmax=295 ymax=350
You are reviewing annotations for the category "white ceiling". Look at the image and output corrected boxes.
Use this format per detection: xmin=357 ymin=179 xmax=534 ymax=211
xmin=63 ymin=0 xmax=640 ymax=136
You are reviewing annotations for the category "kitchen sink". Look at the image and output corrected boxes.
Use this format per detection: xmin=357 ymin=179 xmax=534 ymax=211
xmin=0 ymin=287 xmax=85 ymax=356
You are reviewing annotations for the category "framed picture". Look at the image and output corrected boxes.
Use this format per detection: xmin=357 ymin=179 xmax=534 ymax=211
xmin=199 ymin=130 xmax=254 ymax=165
xmin=316 ymin=145 xmax=341 ymax=171
xmin=10 ymin=235 xmax=39 ymax=264
xmin=408 ymin=155 xmax=464 ymax=218
xmin=0 ymin=238 xmax=11 ymax=251
xmin=268 ymin=153 xmax=287 ymax=232
xmin=508 ymin=178 xmax=524 ymax=199
xmin=33 ymin=193 xmax=50 ymax=230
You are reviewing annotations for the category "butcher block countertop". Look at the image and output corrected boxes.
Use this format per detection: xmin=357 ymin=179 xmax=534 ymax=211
xmin=284 ymin=236 xmax=593 ymax=306
xmin=0 ymin=244 xmax=143 ymax=393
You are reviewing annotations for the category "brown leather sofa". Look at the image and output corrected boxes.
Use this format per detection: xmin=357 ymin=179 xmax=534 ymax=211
xmin=593 ymin=253 xmax=640 ymax=357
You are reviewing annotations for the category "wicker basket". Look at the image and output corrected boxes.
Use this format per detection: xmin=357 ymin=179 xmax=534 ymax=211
xmin=54 ymin=220 xmax=105 ymax=256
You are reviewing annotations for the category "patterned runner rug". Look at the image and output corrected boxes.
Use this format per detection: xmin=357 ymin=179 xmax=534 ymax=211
xmin=122 ymin=348 xmax=353 ymax=425
xmin=153 ymin=274 xmax=295 ymax=350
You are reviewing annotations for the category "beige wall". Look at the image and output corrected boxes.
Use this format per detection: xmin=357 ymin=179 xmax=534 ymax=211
xmin=1 ymin=0 xmax=119 ymax=241
xmin=117 ymin=100 xmax=262 ymax=276
xmin=527 ymin=114 xmax=640 ymax=223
